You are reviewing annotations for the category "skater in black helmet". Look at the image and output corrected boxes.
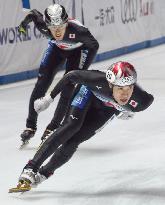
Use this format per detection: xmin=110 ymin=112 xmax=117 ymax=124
xmin=9 ymin=61 xmax=154 ymax=193
xmin=18 ymin=3 xmax=99 ymax=147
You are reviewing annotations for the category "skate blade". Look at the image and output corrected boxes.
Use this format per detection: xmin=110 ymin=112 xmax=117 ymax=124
xmin=37 ymin=141 xmax=44 ymax=151
xmin=9 ymin=182 xmax=31 ymax=193
xmin=9 ymin=186 xmax=31 ymax=193
xmin=37 ymin=138 xmax=48 ymax=151
xmin=19 ymin=140 xmax=29 ymax=150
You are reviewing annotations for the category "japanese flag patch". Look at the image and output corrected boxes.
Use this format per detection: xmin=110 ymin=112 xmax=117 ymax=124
xmin=129 ymin=100 xmax=138 ymax=108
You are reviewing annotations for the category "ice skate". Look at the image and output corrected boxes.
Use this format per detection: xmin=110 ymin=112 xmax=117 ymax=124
xmin=9 ymin=179 xmax=31 ymax=193
xmin=19 ymin=168 xmax=36 ymax=184
xmin=19 ymin=128 xmax=36 ymax=149
xmin=19 ymin=140 xmax=29 ymax=149
xmin=37 ymin=129 xmax=53 ymax=150
xmin=9 ymin=167 xmax=47 ymax=193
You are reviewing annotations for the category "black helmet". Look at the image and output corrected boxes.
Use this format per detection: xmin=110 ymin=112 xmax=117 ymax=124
xmin=44 ymin=4 xmax=68 ymax=26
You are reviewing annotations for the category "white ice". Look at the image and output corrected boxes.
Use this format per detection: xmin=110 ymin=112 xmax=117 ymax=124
xmin=0 ymin=44 xmax=165 ymax=205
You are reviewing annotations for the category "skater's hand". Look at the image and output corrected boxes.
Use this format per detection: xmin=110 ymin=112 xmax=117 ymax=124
xmin=18 ymin=22 xmax=27 ymax=35
xmin=34 ymin=94 xmax=53 ymax=113
xmin=117 ymin=111 xmax=134 ymax=120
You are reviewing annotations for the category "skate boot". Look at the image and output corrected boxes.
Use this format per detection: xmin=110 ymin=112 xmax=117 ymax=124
xmin=20 ymin=128 xmax=36 ymax=149
xmin=9 ymin=168 xmax=35 ymax=193
xmin=20 ymin=168 xmax=47 ymax=187
xmin=19 ymin=168 xmax=36 ymax=184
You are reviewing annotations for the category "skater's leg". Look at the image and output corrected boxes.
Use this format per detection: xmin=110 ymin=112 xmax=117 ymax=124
xmin=39 ymin=105 xmax=118 ymax=177
xmin=20 ymin=43 xmax=65 ymax=143
xmin=26 ymin=43 xmax=65 ymax=130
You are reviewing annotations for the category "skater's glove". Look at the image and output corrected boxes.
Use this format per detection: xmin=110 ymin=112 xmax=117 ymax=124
xmin=34 ymin=94 xmax=53 ymax=113
xmin=18 ymin=22 xmax=27 ymax=35
xmin=117 ymin=111 xmax=134 ymax=120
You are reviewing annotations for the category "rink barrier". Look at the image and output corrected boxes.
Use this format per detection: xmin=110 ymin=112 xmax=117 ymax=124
xmin=1 ymin=36 xmax=165 ymax=85
xmin=95 ymin=36 xmax=165 ymax=62
xmin=0 ymin=70 xmax=38 ymax=84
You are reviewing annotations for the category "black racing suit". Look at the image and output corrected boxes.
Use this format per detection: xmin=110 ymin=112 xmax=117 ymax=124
xmin=21 ymin=9 xmax=99 ymax=130
xmin=25 ymin=70 xmax=154 ymax=178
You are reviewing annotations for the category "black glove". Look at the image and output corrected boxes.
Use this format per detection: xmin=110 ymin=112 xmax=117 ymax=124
xmin=18 ymin=21 xmax=27 ymax=35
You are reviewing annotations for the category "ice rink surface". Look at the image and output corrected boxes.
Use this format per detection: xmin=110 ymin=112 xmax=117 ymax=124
xmin=1 ymin=44 xmax=165 ymax=205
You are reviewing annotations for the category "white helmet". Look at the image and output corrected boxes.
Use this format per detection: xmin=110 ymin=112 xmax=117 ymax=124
xmin=44 ymin=4 xmax=68 ymax=26
xmin=106 ymin=61 xmax=137 ymax=86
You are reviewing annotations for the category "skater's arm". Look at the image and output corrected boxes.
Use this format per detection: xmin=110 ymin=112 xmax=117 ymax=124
xmin=18 ymin=9 xmax=51 ymax=37
xmin=34 ymin=70 xmax=104 ymax=113
xmin=77 ymin=28 xmax=99 ymax=70
xmin=50 ymin=70 xmax=103 ymax=99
